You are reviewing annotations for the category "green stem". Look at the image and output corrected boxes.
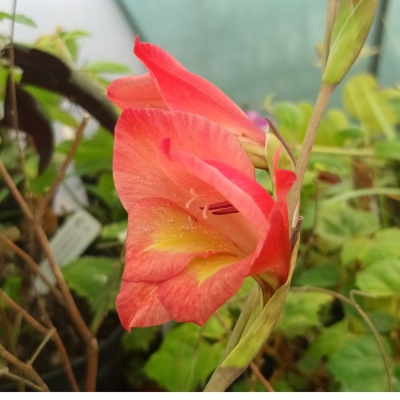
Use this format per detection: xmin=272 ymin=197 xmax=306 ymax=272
xmin=287 ymin=82 xmax=336 ymax=227
xmin=309 ymin=145 xmax=374 ymax=158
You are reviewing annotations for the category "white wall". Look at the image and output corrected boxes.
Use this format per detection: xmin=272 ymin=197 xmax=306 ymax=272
xmin=0 ymin=0 xmax=144 ymax=74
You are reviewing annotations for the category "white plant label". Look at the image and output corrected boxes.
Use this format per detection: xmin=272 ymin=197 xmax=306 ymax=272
xmin=34 ymin=208 xmax=102 ymax=294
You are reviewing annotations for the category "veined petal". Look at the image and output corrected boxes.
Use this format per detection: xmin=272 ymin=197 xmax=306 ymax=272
xmin=158 ymin=253 xmax=253 ymax=325
xmin=116 ymin=280 xmax=171 ymax=329
xmin=134 ymin=37 xmax=266 ymax=146
xmin=113 ymin=108 xmax=254 ymax=211
xmin=107 ymin=73 xmax=167 ymax=110
xmin=249 ymin=151 xmax=295 ymax=281
xmin=159 ymin=138 xmax=274 ymax=232
xmin=123 ymin=198 xmax=244 ymax=283
xmin=273 ymin=149 xmax=296 ymax=199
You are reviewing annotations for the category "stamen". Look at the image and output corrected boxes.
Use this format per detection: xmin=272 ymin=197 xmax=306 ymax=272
xmin=201 ymin=200 xmax=239 ymax=216
xmin=185 ymin=188 xmax=200 ymax=209
xmin=208 ymin=201 xmax=233 ymax=211
xmin=212 ymin=207 xmax=239 ymax=215
xmin=202 ymin=201 xmax=210 ymax=219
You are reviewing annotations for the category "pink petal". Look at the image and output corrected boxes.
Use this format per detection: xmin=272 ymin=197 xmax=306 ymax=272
xmin=134 ymin=37 xmax=266 ymax=146
xmin=113 ymin=108 xmax=255 ymax=211
xmin=107 ymin=73 xmax=167 ymax=110
xmin=116 ymin=280 xmax=171 ymax=329
xmin=158 ymin=253 xmax=252 ymax=325
xmin=123 ymin=198 xmax=244 ymax=283
xmin=159 ymin=138 xmax=274 ymax=232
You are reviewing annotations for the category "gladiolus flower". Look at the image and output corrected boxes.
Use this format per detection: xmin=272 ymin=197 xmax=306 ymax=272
xmin=112 ymin=108 xmax=295 ymax=329
xmin=107 ymin=37 xmax=266 ymax=149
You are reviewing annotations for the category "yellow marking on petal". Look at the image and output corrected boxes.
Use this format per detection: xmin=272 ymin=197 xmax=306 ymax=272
xmin=187 ymin=253 xmax=244 ymax=284
xmin=146 ymin=207 xmax=239 ymax=255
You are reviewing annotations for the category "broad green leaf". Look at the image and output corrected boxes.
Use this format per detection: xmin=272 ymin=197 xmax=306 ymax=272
xmin=343 ymin=74 xmax=398 ymax=139
xmin=1 ymin=274 xmax=23 ymax=305
xmin=47 ymin=107 xmax=78 ymax=127
xmin=276 ymin=291 xmax=332 ymax=338
xmin=271 ymin=102 xmax=304 ymax=141
xmin=144 ymin=323 xmax=224 ymax=391
xmin=341 ymin=229 xmax=400 ymax=268
xmin=314 ymin=108 xmax=348 ymax=147
xmin=87 ymin=171 xmax=118 ymax=207
xmin=374 ymin=141 xmax=400 ymax=161
xmin=341 ymin=237 xmax=370 ymax=267
xmin=62 ymin=256 xmax=119 ymax=311
xmin=57 ymin=127 xmax=113 ymax=175
xmin=83 ymin=62 xmax=132 ymax=74
xmin=367 ymin=311 xmax=395 ymax=333
xmin=295 ymin=264 xmax=340 ymax=288
xmin=327 ymin=334 xmax=391 ymax=391
xmin=100 ymin=221 xmax=127 ymax=241
xmin=316 ymin=204 xmax=380 ymax=251
xmin=122 ymin=326 xmax=160 ymax=352
xmin=356 ymin=259 xmax=400 ymax=297
xmin=0 ymin=12 xmax=36 ymax=27
xmin=307 ymin=320 xmax=350 ymax=359
xmin=28 ymin=164 xmax=57 ymax=195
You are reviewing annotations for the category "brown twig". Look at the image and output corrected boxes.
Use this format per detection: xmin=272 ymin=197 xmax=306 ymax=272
xmin=0 ymin=289 xmax=80 ymax=391
xmin=38 ymin=115 xmax=89 ymax=219
xmin=0 ymin=343 xmax=49 ymax=391
xmin=249 ymin=362 xmax=275 ymax=392
xmin=0 ymin=127 xmax=99 ymax=392
xmin=0 ymin=232 xmax=64 ymax=303
xmin=37 ymin=298 xmax=80 ymax=391
xmin=0 ymin=370 xmax=46 ymax=392
xmin=267 ymin=118 xmax=296 ymax=166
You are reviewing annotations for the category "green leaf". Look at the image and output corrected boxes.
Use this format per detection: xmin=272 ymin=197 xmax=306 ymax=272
xmin=356 ymin=259 xmax=400 ymax=297
xmin=343 ymin=74 xmax=398 ymax=139
xmin=144 ymin=323 xmax=224 ymax=391
xmin=314 ymin=108 xmax=349 ymax=147
xmin=57 ymin=127 xmax=113 ymax=175
xmin=83 ymin=62 xmax=132 ymax=74
xmin=276 ymin=291 xmax=332 ymax=338
xmin=88 ymin=172 xmax=118 ymax=207
xmin=374 ymin=141 xmax=400 ymax=161
xmin=0 ymin=12 xmax=36 ymax=27
xmin=308 ymin=321 xmax=350 ymax=359
xmin=367 ymin=311 xmax=395 ymax=333
xmin=341 ymin=237 xmax=370 ymax=267
xmin=100 ymin=221 xmax=127 ymax=241
xmin=327 ymin=335 xmax=391 ymax=391
xmin=342 ymin=228 xmax=400 ymax=268
xmin=62 ymin=256 xmax=119 ymax=311
xmin=122 ymin=326 xmax=160 ymax=352
xmin=272 ymin=102 xmax=305 ymax=141
xmin=316 ymin=203 xmax=380 ymax=251
xmin=295 ymin=264 xmax=340 ymax=288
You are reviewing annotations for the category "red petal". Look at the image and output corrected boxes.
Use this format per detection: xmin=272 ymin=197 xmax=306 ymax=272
xmin=134 ymin=37 xmax=265 ymax=146
xmin=116 ymin=280 xmax=171 ymax=329
xmin=158 ymin=253 xmax=252 ymax=325
xmin=107 ymin=73 xmax=167 ymax=110
xmin=123 ymin=198 xmax=243 ymax=283
xmin=113 ymin=108 xmax=254 ymax=211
